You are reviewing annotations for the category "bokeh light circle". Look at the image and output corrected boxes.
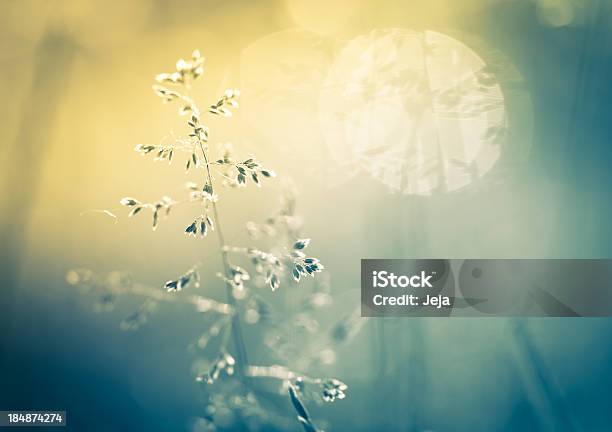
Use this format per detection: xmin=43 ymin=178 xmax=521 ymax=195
xmin=319 ymin=29 xmax=508 ymax=195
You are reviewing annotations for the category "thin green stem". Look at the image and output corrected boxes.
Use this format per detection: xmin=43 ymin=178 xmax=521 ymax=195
xmin=198 ymin=140 xmax=249 ymax=377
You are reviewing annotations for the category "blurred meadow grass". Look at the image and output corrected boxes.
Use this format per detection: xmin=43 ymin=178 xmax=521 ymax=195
xmin=2 ymin=0 xmax=612 ymax=431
